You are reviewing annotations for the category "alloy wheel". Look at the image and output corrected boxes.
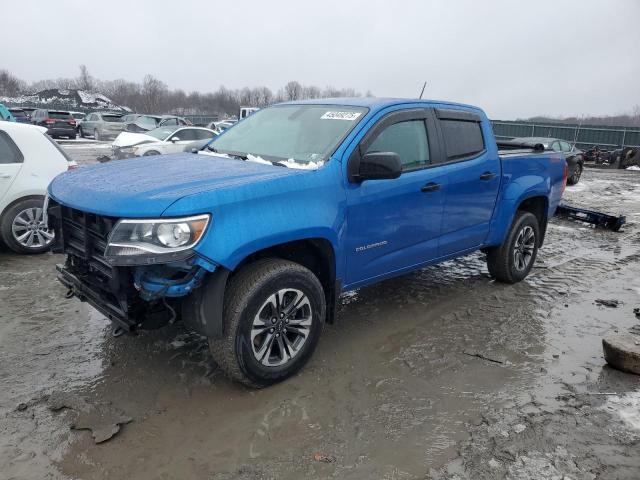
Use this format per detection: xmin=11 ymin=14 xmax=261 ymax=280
xmin=513 ymin=225 xmax=535 ymax=272
xmin=11 ymin=207 xmax=54 ymax=249
xmin=250 ymin=288 xmax=313 ymax=367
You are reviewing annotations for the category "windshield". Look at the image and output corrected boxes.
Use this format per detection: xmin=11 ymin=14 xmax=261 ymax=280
xmin=134 ymin=116 xmax=160 ymax=128
xmin=147 ymin=126 xmax=177 ymax=140
xmin=49 ymin=111 xmax=71 ymax=119
xmin=209 ymin=104 xmax=367 ymax=165
xmin=103 ymin=115 xmax=123 ymax=123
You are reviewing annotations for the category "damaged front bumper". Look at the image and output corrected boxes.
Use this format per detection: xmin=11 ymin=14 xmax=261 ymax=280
xmin=57 ymin=257 xmax=214 ymax=333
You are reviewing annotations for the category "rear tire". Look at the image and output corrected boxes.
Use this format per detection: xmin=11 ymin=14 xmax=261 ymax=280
xmin=209 ymin=259 xmax=325 ymax=388
xmin=567 ymin=163 xmax=582 ymax=185
xmin=486 ymin=211 xmax=539 ymax=284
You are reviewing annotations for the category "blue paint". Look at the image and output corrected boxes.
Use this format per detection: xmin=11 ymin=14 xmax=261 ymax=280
xmin=49 ymin=98 xmax=565 ymax=294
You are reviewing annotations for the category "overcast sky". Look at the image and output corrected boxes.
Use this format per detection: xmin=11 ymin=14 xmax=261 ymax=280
xmin=3 ymin=0 xmax=639 ymax=119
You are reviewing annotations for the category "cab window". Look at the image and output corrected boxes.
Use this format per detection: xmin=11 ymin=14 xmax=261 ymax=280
xmin=365 ymin=120 xmax=430 ymax=171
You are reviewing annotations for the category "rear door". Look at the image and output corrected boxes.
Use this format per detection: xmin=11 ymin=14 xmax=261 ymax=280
xmin=433 ymin=109 xmax=501 ymax=256
xmin=345 ymin=108 xmax=447 ymax=286
xmin=0 ymin=130 xmax=25 ymax=205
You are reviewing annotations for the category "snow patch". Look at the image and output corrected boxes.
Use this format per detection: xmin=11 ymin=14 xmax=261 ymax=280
xmin=626 ymin=165 xmax=640 ymax=171
xmin=601 ymin=391 xmax=640 ymax=431
xmin=246 ymin=154 xmax=272 ymax=165
xmin=278 ymin=158 xmax=323 ymax=170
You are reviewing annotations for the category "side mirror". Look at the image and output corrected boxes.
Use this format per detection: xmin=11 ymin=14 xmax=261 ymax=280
xmin=351 ymin=151 xmax=402 ymax=182
xmin=170 ymin=136 xmax=180 ymax=142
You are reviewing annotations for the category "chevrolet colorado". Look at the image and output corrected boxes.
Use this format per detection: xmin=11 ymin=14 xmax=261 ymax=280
xmin=46 ymin=98 xmax=567 ymax=387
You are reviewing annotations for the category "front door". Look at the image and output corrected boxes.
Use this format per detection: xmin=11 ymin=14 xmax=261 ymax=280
xmin=344 ymin=108 xmax=446 ymax=287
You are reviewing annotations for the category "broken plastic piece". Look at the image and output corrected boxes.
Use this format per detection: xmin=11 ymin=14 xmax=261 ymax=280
xmin=555 ymin=204 xmax=626 ymax=232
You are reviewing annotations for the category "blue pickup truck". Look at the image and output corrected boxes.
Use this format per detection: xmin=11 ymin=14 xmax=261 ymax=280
xmin=47 ymin=98 xmax=567 ymax=387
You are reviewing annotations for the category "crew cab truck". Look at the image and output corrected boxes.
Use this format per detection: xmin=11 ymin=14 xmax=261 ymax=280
xmin=47 ymin=98 xmax=567 ymax=387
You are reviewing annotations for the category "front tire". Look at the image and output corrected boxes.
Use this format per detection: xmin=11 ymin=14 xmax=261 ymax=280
xmin=209 ymin=259 xmax=326 ymax=387
xmin=0 ymin=198 xmax=54 ymax=254
xmin=94 ymin=129 xmax=101 ymax=141
xmin=486 ymin=211 xmax=539 ymax=284
xmin=143 ymin=150 xmax=160 ymax=156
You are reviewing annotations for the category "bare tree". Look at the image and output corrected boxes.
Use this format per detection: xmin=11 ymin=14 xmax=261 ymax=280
xmin=76 ymin=65 xmax=94 ymax=91
xmin=284 ymin=81 xmax=303 ymax=101
xmin=140 ymin=74 xmax=168 ymax=113
xmin=0 ymin=70 xmax=26 ymax=96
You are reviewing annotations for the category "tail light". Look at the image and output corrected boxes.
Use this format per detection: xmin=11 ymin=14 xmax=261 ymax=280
xmin=68 ymin=163 xmax=78 ymax=170
xmin=561 ymin=160 xmax=568 ymax=195
xmin=45 ymin=118 xmax=55 ymax=124
xmin=68 ymin=119 xmax=76 ymax=126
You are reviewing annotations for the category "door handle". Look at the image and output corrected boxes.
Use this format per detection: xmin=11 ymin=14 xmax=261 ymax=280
xmin=0 ymin=174 xmax=12 ymax=179
xmin=421 ymin=182 xmax=441 ymax=192
xmin=479 ymin=172 xmax=496 ymax=181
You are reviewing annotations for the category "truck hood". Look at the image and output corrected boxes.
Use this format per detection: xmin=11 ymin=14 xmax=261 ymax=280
xmin=48 ymin=153 xmax=307 ymax=217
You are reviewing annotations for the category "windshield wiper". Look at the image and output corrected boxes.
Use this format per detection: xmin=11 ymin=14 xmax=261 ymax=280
xmin=206 ymin=145 xmax=248 ymax=161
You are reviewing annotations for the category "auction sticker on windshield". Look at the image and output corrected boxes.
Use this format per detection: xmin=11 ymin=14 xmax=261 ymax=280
xmin=321 ymin=111 xmax=362 ymax=120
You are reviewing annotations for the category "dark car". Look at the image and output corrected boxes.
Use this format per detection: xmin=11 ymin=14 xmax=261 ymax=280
xmin=511 ymin=137 xmax=584 ymax=185
xmin=31 ymin=109 xmax=76 ymax=139
xmin=8 ymin=108 xmax=31 ymax=123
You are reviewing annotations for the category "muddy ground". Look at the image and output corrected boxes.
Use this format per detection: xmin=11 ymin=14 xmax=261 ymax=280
xmin=1 ymin=143 xmax=639 ymax=480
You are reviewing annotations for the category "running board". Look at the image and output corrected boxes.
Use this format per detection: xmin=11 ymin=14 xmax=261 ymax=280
xmin=555 ymin=204 xmax=626 ymax=232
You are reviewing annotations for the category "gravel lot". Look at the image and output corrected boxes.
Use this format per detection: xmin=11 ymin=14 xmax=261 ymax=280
xmin=1 ymin=143 xmax=639 ymax=479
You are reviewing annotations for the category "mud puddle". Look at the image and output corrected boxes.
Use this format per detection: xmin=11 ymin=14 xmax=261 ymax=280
xmin=1 ymin=152 xmax=639 ymax=479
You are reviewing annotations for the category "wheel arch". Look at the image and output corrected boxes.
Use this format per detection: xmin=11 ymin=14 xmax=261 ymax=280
xmin=515 ymin=195 xmax=549 ymax=246
xmin=0 ymin=194 xmax=45 ymax=221
xmin=184 ymin=237 xmax=340 ymax=339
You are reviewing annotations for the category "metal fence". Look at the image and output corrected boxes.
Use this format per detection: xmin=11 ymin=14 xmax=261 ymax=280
xmin=491 ymin=120 xmax=640 ymax=150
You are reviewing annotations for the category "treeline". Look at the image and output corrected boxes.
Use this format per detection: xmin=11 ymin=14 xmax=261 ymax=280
xmin=0 ymin=66 xmax=369 ymax=116
xmin=521 ymin=108 xmax=640 ymax=128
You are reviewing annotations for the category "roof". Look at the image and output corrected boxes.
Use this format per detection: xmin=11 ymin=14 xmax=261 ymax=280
xmin=279 ymin=97 xmax=482 ymax=112
xmin=0 ymin=121 xmax=47 ymax=134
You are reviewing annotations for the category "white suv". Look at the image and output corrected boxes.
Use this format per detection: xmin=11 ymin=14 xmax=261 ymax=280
xmin=0 ymin=122 xmax=76 ymax=254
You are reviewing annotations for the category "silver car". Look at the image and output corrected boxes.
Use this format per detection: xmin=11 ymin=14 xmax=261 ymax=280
xmin=79 ymin=112 xmax=125 ymax=141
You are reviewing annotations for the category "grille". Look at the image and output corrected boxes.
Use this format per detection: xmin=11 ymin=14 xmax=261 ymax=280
xmin=53 ymin=201 xmax=118 ymax=282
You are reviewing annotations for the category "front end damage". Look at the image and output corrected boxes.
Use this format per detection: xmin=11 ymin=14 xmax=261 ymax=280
xmin=47 ymin=199 xmax=223 ymax=335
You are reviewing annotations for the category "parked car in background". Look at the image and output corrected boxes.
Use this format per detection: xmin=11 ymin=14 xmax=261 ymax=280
xmin=8 ymin=108 xmax=31 ymax=124
xmin=158 ymin=115 xmax=192 ymax=127
xmin=69 ymin=112 xmax=86 ymax=133
xmin=122 ymin=114 xmax=162 ymax=133
xmin=0 ymin=104 xmax=16 ymax=122
xmin=510 ymin=137 xmax=584 ymax=184
xmin=48 ymin=98 xmax=567 ymax=386
xmin=0 ymin=122 xmax=76 ymax=253
xmin=206 ymin=120 xmax=236 ymax=134
xmin=31 ymin=109 xmax=76 ymax=139
xmin=79 ymin=112 xmax=125 ymax=140
xmin=111 ymin=126 xmax=217 ymax=159
xmin=239 ymin=106 xmax=259 ymax=120
xmin=21 ymin=107 xmax=37 ymax=121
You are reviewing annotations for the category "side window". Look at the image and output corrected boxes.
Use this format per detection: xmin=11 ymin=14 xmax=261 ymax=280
xmin=0 ymin=131 xmax=24 ymax=164
xmin=550 ymin=141 xmax=562 ymax=152
xmin=560 ymin=141 xmax=572 ymax=152
xmin=194 ymin=129 xmax=216 ymax=140
xmin=365 ymin=120 xmax=430 ymax=171
xmin=439 ymin=120 xmax=484 ymax=161
xmin=174 ymin=129 xmax=197 ymax=141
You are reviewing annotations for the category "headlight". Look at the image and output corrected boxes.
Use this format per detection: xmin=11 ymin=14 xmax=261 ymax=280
xmin=105 ymin=214 xmax=210 ymax=265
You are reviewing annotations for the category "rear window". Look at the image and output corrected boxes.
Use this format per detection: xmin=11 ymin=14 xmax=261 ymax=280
xmin=440 ymin=120 xmax=485 ymax=160
xmin=0 ymin=130 xmax=24 ymax=164
xmin=103 ymin=115 xmax=123 ymax=123
xmin=49 ymin=111 xmax=71 ymax=119
xmin=9 ymin=109 xmax=26 ymax=116
xmin=72 ymin=113 xmax=85 ymax=120
xmin=43 ymin=133 xmax=73 ymax=162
